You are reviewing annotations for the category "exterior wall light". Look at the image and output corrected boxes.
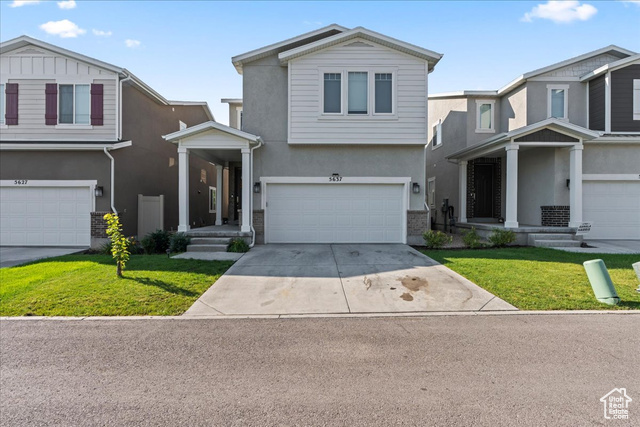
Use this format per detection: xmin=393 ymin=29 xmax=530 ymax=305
xmin=412 ymin=182 xmax=420 ymax=194
xmin=95 ymin=186 xmax=104 ymax=197
xmin=253 ymin=182 xmax=261 ymax=193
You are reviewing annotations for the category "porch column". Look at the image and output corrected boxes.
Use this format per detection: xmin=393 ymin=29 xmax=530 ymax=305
xmin=215 ymin=165 xmax=223 ymax=225
xmin=504 ymin=145 xmax=519 ymax=228
xmin=569 ymin=145 xmax=583 ymax=228
xmin=177 ymin=146 xmax=190 ymax=232
xmin=241 ymin=148 xmax=251 ymax=233
xmin=458 ymin=160 xmax=468 ymax=223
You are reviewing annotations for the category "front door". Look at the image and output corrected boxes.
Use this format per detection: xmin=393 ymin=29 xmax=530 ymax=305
xmin=233 ymin=167 xmax=242 ymax=221
xmin=474 ymin=164 xmax=494 ymax=218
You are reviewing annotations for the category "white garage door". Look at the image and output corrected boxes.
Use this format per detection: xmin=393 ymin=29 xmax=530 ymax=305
xmin=0 ymin=185 xmax=92 ymax=246
xmin=583 ymin=181 xmax=640 ymax=239
xmin=266 ymin=183 xmax=406 ymax=243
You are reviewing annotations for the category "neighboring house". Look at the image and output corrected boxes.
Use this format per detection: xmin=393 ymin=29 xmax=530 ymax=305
xmin=0 ymin=36 xmax=217 ymax=247
xmin=427 ymin=46 xmax=640 ymax=240
xmin=164 ymin=25 xmax=442 ymax=244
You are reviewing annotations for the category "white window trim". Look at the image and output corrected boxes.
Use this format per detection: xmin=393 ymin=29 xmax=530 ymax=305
xmin=633 ymin=79 xmax=640 ymax=121
xmin=208 ymin=186 xmax=216 ymax=213
xmin=427 ymin=177 xmax=436 ymax=209
xmin=0 ymin=83 xmax=5 ymax=126
xmin=318 ymin=68 xmax=398 ymax=119
xmin=235 ymin=106 xmax=243 ymax=129
xmin=547 ymin=84 xmax=569 ymax=121
xmin=431 ymin=119 xmax=442 ymax=150
xmin=58 ymin=83 xmax=91 ymax=126
xmin=475 ymin=99 xmax=496 ymax=133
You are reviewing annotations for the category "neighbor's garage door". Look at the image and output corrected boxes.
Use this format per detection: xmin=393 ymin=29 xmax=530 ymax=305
xmin=583 ymin=180 xmax=640 ymax=239
xmin=0 ymin=185 xmax=92 ymax=246
xmin=266 ymin=183 xmax=405 ymax=243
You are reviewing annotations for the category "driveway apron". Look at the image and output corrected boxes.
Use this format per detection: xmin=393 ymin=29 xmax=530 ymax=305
xmin=184 ymin=244 xmax=516 ymax=316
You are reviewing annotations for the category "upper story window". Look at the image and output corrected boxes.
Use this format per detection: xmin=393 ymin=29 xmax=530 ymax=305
xmin=432 ymin=119 xmax=442 ymax=148
xmin=348 ymin=72 xmax=368 ymax=114
xmin=633 ymin=79 xmax=640 ymax=121
xmin=323 ymin=73 xmax=341 ymax=114
xmin=475 ymin=100 xmax=495 ymax=133
xmin=374 ymin=73 xmax=392 ymax=113
xmin=547 ymin=84 xmax=569 ymax=120
xmin=321 ymin=69 xmax=396 ymax=117
xmin=59 ymin=84 xmax=90 ymax=124
xmin=0 ymin=84 xmax=5 ymax=125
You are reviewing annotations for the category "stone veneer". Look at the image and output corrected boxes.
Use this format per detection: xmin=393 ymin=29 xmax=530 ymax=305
xmin=90 ymin=212 xmax=110 ymax=238
xmin=541 ymin=206 xmax=570 ymax=227
xmin=253 ymin=210 xmax=264 ymax=237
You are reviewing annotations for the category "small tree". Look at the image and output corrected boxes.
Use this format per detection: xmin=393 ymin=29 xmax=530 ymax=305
xmin=104 ymin=213 xmax=130 ymax=277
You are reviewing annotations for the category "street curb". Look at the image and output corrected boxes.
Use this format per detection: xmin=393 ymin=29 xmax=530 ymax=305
xmin=1 ymin=310 xmax=639 ymax=321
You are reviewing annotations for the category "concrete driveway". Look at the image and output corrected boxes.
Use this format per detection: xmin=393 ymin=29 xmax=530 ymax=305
xmin=185 ymin=244 xmax=516 ymax=316
xmin=0 ymin=246 xmax=86 ymax=268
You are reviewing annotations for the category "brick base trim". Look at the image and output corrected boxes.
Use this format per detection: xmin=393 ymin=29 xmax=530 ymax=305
xmin=408 ymin=210 xmax=428 ymax=236
xmin=541 ymin=206 xmax=569 ymax=227
xmin=91 ymin=212 xmax=110 ymax=238
xmin=253 ymin=210 xmax=264 ymax=236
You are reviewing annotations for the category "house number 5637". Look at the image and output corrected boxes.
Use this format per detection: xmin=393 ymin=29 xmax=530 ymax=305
xmin=14 ymin=180 xmax=28 ymax=185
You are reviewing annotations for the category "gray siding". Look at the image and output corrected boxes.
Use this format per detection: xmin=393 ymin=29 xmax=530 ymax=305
xmin=589 ymin=75 xmax=605 ymax=131
xmin=611 ymin=64 xmax=640 ymax=132
xmin=514 ymin=129 xmax=578 ymax=143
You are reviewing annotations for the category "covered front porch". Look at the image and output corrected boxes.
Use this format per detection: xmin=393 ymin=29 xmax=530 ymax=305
xmin=448 ymin=118 xmax=600 ymax=233
xmin=163 ymin=121 xmax=263 ymax=238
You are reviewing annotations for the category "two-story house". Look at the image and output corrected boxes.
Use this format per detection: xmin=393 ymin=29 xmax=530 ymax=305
xmin=427 ymin=46 xmax=640 ymax=242
xmin=164 ymin=25 xmax=442 ymax=245
xmin=0 ymin=36 xmax=217 ymax=248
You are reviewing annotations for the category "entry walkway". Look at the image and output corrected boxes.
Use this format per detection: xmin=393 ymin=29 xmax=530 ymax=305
xmin=184 ymin=244 xmax=516 ymax=316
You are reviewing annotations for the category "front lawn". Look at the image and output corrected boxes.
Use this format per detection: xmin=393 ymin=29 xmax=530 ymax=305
xmin=423 ymin=247 xmax=640 ymax=310
xmin=0 ymin=255 xmax=233 ymax=316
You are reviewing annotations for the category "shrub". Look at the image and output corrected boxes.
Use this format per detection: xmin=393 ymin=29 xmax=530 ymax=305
xmin=141 ymin=229 xmax=171 ymax=255
xmin=489 ymin=228 xmax=517 ymax=247
xmin=462 ymin=227 xmax=483 ymax=249
xmin=100 ymin=237 xmax=141 ymax=255
xmin=103 ymin=213 xmax=129 ymax=277
xmin=169 ymin=232 xmax=191 ymax=253
xmin=422 ymin=230 xmax=452 ymax=249
xmin=227 ymin=238 xmax=250 ymax=253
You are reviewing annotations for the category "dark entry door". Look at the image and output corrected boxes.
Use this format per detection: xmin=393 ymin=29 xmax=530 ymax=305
xmin=234 ymin=167 xmax=242 ymax=221
xmin=474 ymin=164 xmax=494 ymax=217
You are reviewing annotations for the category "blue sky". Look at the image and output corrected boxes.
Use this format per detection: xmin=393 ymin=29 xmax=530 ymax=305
xmin=2 ymin=0 xmax=639 ymax=124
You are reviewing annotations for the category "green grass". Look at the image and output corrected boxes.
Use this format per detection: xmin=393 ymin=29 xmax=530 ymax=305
xmin=0 ymin=255 xmax=233 ymax=316
xmin=422 ymin=247 xmax=640 ymax=310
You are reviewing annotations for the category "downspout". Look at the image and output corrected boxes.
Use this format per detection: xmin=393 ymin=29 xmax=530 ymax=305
xmin=249 ymin=137 xmax=264 ymax=248
xmin=118 ymin=75 xmax=133 ymax=140
xmin=103 ymin=147 xmax=117 ymax=215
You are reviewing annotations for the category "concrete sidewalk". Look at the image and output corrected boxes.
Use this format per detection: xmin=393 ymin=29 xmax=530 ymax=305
xmin=0 ymin=246 xmax=87 ymax=268
xmin=184 ymin=244 xmax=516 ymax=316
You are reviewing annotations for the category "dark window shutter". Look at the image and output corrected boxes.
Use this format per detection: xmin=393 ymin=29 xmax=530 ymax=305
xmin=45 ymin=83 xmax=58 ymax=125
xmin=5 ymin=83 xmax=18 ymax=125
xmin=91 ymin=83 xmax=103 ymax=126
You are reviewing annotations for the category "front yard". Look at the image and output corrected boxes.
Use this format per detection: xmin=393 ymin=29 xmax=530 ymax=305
xmin=0 ymin=255 xmax=233 ymax=316
xmin=423 ymin=247 xmax=640 ymax=310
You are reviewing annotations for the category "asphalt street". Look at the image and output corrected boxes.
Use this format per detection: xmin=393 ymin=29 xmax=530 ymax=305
xmin=1 ymin=314 xmax=638 ymax=426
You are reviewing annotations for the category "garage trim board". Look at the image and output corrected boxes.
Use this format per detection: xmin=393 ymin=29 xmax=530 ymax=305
xmin=261 ymin=177 xmax=410 ymax=244
xmin=0 ymin=180 xmax=96 ymax=247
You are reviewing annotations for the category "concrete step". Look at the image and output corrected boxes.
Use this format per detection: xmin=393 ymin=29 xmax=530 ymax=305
xmin=528 ymin=233 xmax=575 ymax=246
xmin=186 ymin=244 xmax=228 ymax=253
xmin=190 ymin=237 xmax=231 ymax=245
xmin=187 ymin=231 xmax=252 ymax=238
xmin=533 ymin=240 xmax=582 ymax=248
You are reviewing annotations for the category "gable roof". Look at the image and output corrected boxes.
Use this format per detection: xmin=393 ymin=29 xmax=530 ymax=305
xmin=430 ymin=45 xmax=636 ymax=99
xmin=580 ymin=53 xmax=640 ymax=81
xmin=232 ymin=24 xmax=348 ymax=74
xmin=0 ymin=35 xmax=214 ymax=120
xmin=278 ymin=27 xmax=443 ymax=71
xmin=163 ymin=121 xmax=262 ymax=144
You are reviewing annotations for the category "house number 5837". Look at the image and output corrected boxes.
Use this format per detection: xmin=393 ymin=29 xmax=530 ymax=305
xmin=14 ymin=180 xmax=28 ymax=185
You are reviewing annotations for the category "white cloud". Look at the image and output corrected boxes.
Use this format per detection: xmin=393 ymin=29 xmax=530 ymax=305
xmin=39 ymin=19 xmax=86 ymax=38
xmin=522 ymin=1 xmax=597 ymax=23
xmin=57 ymin=0 xmax=76 ymax=9
xmin=9 ymin=1 xmax=41 ymax=7
xmin=92 ymin=29 xmax=112 ymax=37
xmin=125 ymin=39 xmax=141 ymax=48
xmin=620 ymin=0 xmax=640 ymax=5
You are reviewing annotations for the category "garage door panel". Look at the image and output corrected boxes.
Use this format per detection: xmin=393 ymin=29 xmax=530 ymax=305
xmin=266 ymin=183 xmax=405 ymax=243
xmin=583 ymin=181 xmax=640 ymax=239
xmin=0 ymin=185 xmax=91 ymax=246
